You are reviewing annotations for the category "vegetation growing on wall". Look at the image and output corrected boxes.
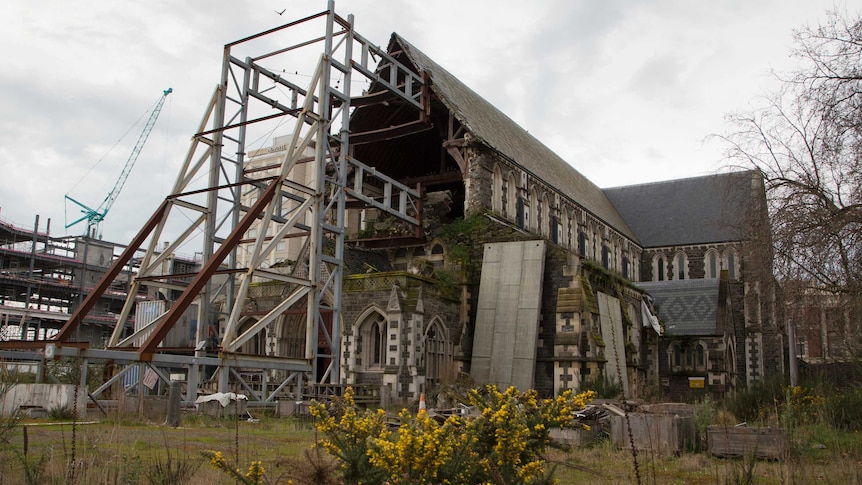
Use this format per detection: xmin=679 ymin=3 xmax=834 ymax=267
xmin=435 ymin=213 xmax=492 ymax=265
xmin=432 ymin=267 xmax=461 ymax=300
xmin=582 ymin=259 xmax=639 ymax=292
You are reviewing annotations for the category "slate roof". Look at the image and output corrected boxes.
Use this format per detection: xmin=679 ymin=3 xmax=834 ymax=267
xmin=393 ymin=34 xmax=637 ymax=242
xmin=602 ymin=171 xmax=758 ymax=248
xmin=638 ymin=279 xmax=720 ymax=336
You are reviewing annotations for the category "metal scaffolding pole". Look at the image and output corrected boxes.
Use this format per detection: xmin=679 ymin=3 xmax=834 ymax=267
xmin=42 ymin=0 xmax=425 ymax=401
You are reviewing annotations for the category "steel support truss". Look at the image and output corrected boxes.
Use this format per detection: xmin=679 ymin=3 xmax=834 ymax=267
xmin=41 ymin=1 xmax=427 ymax=403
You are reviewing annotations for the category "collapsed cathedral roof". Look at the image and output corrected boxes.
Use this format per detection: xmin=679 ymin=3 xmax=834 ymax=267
xmin=351 ymin=33 xmax=638 ymax=242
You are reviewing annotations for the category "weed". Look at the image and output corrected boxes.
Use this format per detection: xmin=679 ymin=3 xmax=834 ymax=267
xmin=144 ymin=448 xmax=202 ymax=485
xmin=14 ymin=447 xmax=49 ymax=485
xmin=578 ymin=374 xmax=622 ymax=399
xmin=692 ymin=395 xmax=717 ymax=451
xmin=203 ymin=450 xmax=267 ymax=484
xmin=48 ymin=404 xmax=76 ymax=421
xmin=726 ymin=452 xmax=758 ymax=485
xmin=724 ymin=377 xmax=784 ymax=424
xmin=117 ymin=453 xmax=145 ymax=485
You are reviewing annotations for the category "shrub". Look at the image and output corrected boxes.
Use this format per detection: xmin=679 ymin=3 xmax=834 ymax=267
xmin=145 ymin=449 xmax=202 ymax=485
xmin=780 ymin=385 xmax=827 ymax=428
xmin=692 ymin=395 xmax=717 ymax=451
xmin=311 ymin=385 xmax=595 ymax=485
xmin=824 ymin=384 xmax=862 ymax=431
xmin=48 ymin=404 xmax=76 ymax=421
xmin=578 ymin=374 xmax=622 ymax=399
xmin=202 ymin=451 xmax=265 ymax=485
xmin=724 ymin=378 xmax=784 ymax=423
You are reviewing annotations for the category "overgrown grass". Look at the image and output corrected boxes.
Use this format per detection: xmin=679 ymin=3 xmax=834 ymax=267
xmin=0 ymin=410 xmax=858 ymax=484
xmin=0 ymin=414 xmax=316 ymax=484
xmin=724 ymin=377 xmax=785 ymax=424
xmin=578 ymin=374 xmax=623 ymax=399
xmin=1 ymin=364 xmax=861 ymax=484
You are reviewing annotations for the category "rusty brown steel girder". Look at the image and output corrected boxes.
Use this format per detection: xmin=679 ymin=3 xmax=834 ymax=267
xmin=226 ymin=10 xmax=330 ymax=49
xmin=53 ymin=200 xmax=170 ymax=343
xmin=133 ymin=267 xmax=246 ymax=283
xmin=0 ymin=340 xmax=89 ymax=350
xmin=137 ymin=177 xmax=284 ymax=359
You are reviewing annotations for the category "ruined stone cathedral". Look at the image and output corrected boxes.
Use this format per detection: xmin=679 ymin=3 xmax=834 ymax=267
xmin=245 ymin=34 xmax=783 ymax=403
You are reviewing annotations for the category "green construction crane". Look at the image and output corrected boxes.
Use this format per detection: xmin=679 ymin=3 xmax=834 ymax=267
xmin=65 ymin=88 xmax=172 ymax=238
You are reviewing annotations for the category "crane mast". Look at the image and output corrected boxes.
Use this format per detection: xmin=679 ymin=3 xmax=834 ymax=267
xmin=65 ymin=88 xmax=172 ymax=238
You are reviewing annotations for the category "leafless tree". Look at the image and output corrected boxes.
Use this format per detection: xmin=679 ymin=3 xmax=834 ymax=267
xmin=716 ymin=9 xmax=862 ymax=358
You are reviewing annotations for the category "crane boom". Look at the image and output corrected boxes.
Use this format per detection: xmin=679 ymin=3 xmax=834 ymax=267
xmin=65 ymin=88 xmax=172 ymax=238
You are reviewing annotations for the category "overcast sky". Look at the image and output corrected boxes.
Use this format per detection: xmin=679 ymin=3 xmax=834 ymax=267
xmin=1 ymin=0 xmax=859 ymax=245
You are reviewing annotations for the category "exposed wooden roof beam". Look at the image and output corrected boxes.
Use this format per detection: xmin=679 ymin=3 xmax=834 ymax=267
xmin=399 ymin=171 xmax=462 ymax=187
xmin=349 ymin=119 xmax=432 ymax=145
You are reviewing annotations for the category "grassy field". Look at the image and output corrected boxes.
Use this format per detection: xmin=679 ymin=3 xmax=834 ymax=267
xmin=1 ymin=412 xmax=860 ymax=484
xmin=1 ymin=414 xmax=320 ymax=484
xmin=546 ymin=438 xmax=862 ymax=484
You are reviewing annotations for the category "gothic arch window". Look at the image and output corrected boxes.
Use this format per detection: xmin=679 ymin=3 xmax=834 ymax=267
xmin=593 ymin=228 xmax=601 ymax=261
xmin=622 ymin=254 xmax=629 ymax=279
xmin=492 ymin=164 xmax=504 ymax=214
xmin=668 ymin=341 xmax=681 ymax=371
xmin=684 ymin=343 xmax=695 ymax=369
xmin=358 ymin=311 xmax=387 ymax=370
xmin=726 ymin=341 xmax=737 ymax=378
xmin=278 ymin=313 xmax=305 ymax=358
xmin=578 ymin=228 xmax=586 ymax=257
xmin=506 ymin=173 xmax=518 ymax=221
xmin=529 ymin=188 xmax=538 ymax=233
xmin=429 ymin=242 xmax=446 ymax=268
xmin=424 ymin=318 xmax=452 ymax=386
xmin=724 ymin=248 xmax=738 ymax=280
xmin=541 ymin=193 xmax=550 ymax=238
xmin=705 ymin=249 xmax=720 ymax=279
xmin=674 ymin=252 xmax=688 ymax=280
xmin=237 ymin=318 xmax=264 ymax=355
xmin=561 ymin=207 xmax=570 ymax=249
xmin=653 ymin=254 xmax=667 ymax=281
xmin=601 ymin=244 xmax=609 ymax=269
xmin=695 ymin=341 xmax=707 ymax=371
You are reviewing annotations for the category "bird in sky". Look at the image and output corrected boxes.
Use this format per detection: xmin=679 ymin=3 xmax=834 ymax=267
xmin=275 ymin=9 xmax=286 ymax=15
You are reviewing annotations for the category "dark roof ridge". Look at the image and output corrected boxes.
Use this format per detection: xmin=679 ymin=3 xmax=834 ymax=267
xmin=602 ymin=169 xmax=757 ymax=191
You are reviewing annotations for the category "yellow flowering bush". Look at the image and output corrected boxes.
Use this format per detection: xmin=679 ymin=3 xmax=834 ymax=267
xmin=311 ymin=385 xmax=594 ymax=485
xmin=202 ymin=450 xmax=269 ymax=485
xmin=367 ymin=409 xmax=465 ymax=484
xmin=781 ymin=385 xmax=828 ymax=426
xmin=466 ymin=385 xmax=595 ymax=484
xmin=309 ymin=387 xmax=389 ymax=484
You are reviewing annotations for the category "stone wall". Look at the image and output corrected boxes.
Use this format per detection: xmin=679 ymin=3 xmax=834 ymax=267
xmin=658 ymin=335 xmax=731 ymax=400
xmin=341 ymin=272 xmax=460 ymax=401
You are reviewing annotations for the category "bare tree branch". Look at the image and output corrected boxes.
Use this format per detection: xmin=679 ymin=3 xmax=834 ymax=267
xmin=714 ymin=10 xmax=862 ymax=357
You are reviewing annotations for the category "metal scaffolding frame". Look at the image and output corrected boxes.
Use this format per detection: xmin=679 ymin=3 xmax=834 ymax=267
xmin=13 ymin=1 xmax=427 ymax=403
